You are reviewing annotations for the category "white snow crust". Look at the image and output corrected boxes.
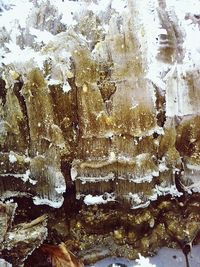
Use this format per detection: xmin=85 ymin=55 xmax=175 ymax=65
xmin=88 ymin=245 xmax=200 ymax=267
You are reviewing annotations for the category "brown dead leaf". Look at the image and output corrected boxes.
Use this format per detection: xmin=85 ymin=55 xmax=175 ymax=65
xmin=41 ymin=243 xmax=84 ymax=267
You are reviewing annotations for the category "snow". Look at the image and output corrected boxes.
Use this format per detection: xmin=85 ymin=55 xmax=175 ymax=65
xmin=22 ymin=169 xmax=37 ymax=185
xmin=62 ymin=81 xmax=71 ymax=93
xmin=0 ymin=0 xmax=33 ymax=29
xmin=111 ymin=0 xmax=128 ymax=13
xmin=79 ymin=173 xmax=115 ymax=183
xmin=131 ymin=174 xmax=155 ymax=184
xmin=109 ymin=151 xmax=116 ymax=162
xmin=127 ymin=183 xmax=183 ymax=210
xmin=84 ymin=193 xmax=115 ymax=205
xmin=0 ymin=258 xmax=12 ymax=267
xmin=88 ymin=245 xmax=200 ymax=267
xmin=29 ymin=27 xmax=54 ymax=44
xmin=0 ymin=0 xmax=77 ymax=87
xmin=33 ymin=196 xmax=64 ymax=208
xmin=186 ymin=163 xmax=200 ymax=171
xmin=22 ymin=169 xmax=30 ymax=182
xmin=1 ymin=0 xmax=200 ymax=110
xmin=8 ymin=153 xmax=17 ymax=163
xmin=139 ymin=0 xmax=200 ymax=117
xmin=55 ymin=184 xmax=66 ymax=194
xmin=128 ymin=193 xmax=142 ymax=205
xmin=127 ymin=192 xmax=152 ymax=209
xmin=73 ymin=168 xmax=115 ymax=183
xmin=158 ymin=161 xmax=169 ymax=172
xmin=48 ymin=0 xmax=83 ymax=26
xmin=0 ymin=170 xmax=37 ymax=185
xmin=137 ymin=126 xmax=164 ymax=139
xmin=135 ymin=254 xmax=156 ymax=267
xmin=88 ymin=0 xmax=110 ymax=13
xmin=70 ymin=166 xmax=78 ymax=181
xmin=2 ymin=43 xmax=46 ymax=71
xmin=153 ymin=185 xmax=183 ymax=198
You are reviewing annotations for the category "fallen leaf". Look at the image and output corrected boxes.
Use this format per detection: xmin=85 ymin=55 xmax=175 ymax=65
xmin=41 ymin=243 xmax=84 ymax=267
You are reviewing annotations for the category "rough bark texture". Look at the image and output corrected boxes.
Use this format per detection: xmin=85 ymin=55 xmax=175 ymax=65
xmin=1 ymin=0 xmax=200 ymax=266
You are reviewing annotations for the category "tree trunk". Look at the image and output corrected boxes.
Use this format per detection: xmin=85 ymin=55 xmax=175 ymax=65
xmin=1 ymin=0 xmax=200 ymax=266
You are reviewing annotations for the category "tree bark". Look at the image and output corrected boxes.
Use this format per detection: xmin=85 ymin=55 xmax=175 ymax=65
xmin=1 ymin=0 xmax=200 ymax=266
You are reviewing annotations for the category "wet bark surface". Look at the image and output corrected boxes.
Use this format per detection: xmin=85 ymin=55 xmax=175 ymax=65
xmin=1 ymin=0 xmax=200 ymax=266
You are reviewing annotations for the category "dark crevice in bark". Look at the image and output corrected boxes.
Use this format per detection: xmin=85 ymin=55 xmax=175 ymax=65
xmin=68 ymin=59 xmax=81 ymax=153
xmin=13 ymin=80 xmax=31 ymax=151
xmin=152 ymin=81 xmax=166 ymax=127
xmin=0 ymin=78 xmax=6 ymax=106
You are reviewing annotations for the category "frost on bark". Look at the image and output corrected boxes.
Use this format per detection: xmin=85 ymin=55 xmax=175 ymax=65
xmin=1 ymin=0 xmax=200 ymax=266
